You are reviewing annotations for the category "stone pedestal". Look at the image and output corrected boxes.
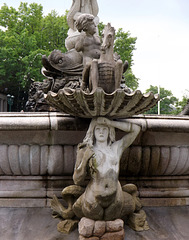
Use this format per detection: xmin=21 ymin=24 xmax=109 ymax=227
xmin=78 ymin=217 xmax=125 ymax=240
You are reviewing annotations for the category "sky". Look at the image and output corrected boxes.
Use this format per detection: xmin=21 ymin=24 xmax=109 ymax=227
xmin=1 ymin=0 xmax=189 ymax=99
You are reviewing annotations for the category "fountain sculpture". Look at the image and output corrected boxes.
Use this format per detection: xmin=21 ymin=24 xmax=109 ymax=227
xmin=41 ymin=0 xmax=159 ymax=239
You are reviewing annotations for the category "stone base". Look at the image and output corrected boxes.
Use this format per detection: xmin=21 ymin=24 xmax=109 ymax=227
xmin=78 ymin=217 xmax=125 ymax=240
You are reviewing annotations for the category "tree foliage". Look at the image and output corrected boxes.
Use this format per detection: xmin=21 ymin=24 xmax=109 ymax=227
xmin=145 ymin=85 xmax=178 ymax=115
xmin=114 ymin=28 xmax=138 ymax=90
xmin=0 ymin=3 xmax=138 ymax=111
xmin=0 ymin=3 xmax=68 ymax=111
xmin=173 ymin=91 xmax=189 ymax=115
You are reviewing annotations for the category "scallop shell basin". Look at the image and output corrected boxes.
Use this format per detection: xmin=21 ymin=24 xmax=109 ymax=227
xmin=45 ymin=87 xmax=159 ymax=118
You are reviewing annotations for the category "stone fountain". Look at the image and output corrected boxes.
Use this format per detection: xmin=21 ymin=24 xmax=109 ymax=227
xmin=41 ymin=1 xmax=159 ymax=239
xmin=2 ymin=1 xmax=189 ymax=240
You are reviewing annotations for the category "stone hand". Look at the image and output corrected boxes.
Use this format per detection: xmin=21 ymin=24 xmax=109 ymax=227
xmin=97 ymin=117 xmax=111 ymax=126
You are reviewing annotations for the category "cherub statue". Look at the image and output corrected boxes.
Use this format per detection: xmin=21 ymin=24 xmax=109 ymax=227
xmin=79 ymin=22 xmax=128 ymax=93
xmin=75 ymin=14 xmax=101 ymax=67
xmin=66 ymin=0 xmax=99 ymax=50
xmin=67 ymin=0 xmax=99 ymax=32
xmin=74 ymin=13 xmax=101 ymax=90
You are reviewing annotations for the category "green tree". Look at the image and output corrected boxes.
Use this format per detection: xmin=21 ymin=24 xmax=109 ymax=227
xmin=114 ymin=28 xmax=139 ymax=90
xmin=173 ymin=91 xmax=189 ymax=115
xmin=97 ymin=21 xmax=105 ymax=37
xmin=145 ymin=85 xmax=178 ymax=115
xmin=0 ymin=3 xmax=138 ymax=111
xmin=0 ymin=3 xmax=68 ymax=111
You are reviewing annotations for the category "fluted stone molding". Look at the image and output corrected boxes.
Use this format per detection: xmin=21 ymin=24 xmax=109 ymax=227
xmin=120 ymin=146 xmax=189 ymax=176
xmin=1 ymin=144 xmax=189 ymax=177
xmin=0 ymin=113 xmax=189 ymax=177
xmin=0 ymin=144 xmax=77 ymax=176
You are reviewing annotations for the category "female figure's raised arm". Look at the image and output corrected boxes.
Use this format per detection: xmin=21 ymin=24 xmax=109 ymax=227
xmin=96 ymin=117 xmax=141 ymax=157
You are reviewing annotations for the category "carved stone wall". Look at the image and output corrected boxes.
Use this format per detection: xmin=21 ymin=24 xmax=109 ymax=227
xmin=0 ymin=144 xmax=76 ymax=176
xmin=1 ymin=144 xmax=189 ymax=177
xmin=120 ymin=146 xmax=189 ymax=176
xmin=0 ymin=113 xmax=189 ymax=207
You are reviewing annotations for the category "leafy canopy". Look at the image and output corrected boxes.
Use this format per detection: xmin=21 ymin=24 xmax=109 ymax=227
xmin=0 ymin=2 xmax=68 ymax=110
xmin=0 ymin=2 xmax=138 ymax=111
xmin=145 ymin=85 xmax=178 ymax=115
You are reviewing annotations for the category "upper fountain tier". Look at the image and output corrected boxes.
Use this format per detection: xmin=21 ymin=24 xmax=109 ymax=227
xmin=45 ymin=88 xmax=159 ymax=119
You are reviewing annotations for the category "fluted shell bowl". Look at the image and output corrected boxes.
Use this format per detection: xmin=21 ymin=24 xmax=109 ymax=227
xmin=45 ymin=87 xmax=159 ymax=118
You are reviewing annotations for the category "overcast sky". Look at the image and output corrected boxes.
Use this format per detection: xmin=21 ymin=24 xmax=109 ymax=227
xmin=1 ymin=0 xmax=189 ymax=99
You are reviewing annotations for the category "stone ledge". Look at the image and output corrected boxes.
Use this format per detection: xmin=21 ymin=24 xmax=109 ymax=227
xmin=0 ymin=113 xmax=189 ymax=132
xmin=141 ymin=197 xmax=189 ymax=207
xmin=0 ymin=199 xmax=46 ymax=208
xmin=0 ymin=206 xmax=189 ymax=240
xmin=0 ymin=176 xmax=189 ymax=207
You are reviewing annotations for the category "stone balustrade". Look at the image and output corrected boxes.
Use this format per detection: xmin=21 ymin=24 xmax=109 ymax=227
xmin=0 ymin=112 xmax=189 ymax=207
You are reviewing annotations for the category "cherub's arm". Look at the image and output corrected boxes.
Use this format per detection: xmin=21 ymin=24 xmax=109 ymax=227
xmin=75 ymin=33 xmax=85 ymax=52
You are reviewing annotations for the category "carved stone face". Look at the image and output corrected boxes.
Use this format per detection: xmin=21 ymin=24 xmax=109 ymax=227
xmin=86 ymin=21 xmax=96 ymax=35
xmin=94 ymin=124 xmax=109 ymax=143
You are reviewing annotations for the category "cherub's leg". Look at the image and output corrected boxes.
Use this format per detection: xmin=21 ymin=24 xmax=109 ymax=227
xmin=114 ymin=59 xmax=123 ymax=89
xmin=81 ymin=63 xmax=91 ymax=90
xmin=90 ymin=59 xmax=99 ymax=92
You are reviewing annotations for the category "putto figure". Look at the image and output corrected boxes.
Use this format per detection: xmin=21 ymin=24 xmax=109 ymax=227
xmin=67 ymin=0 xmax=99 ymax=32
xmin=75 ymin=14 xmax=101 ymax=67
xmin=66 ymin=0 xmax=99 ymax=50
xmin=79 ymin=22 xmax=128 ymax=93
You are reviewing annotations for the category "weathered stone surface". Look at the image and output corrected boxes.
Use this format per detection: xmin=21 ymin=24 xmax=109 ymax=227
xmin=48 ymin=145 xmax=64 ymax=175
xmin=79 ymin=236 xmax=99 ymax=240
xmin=1 ymin=114 xmax=189 ymax=208
xmin=79 ymin=219 xmax=125 ymax=239
xmin=63 ymin=145 xmax=75 ymax=174
xmin=78 ymin=217 xmax=95 ymax=237
xmin=46 ymin=88 xmax=159 ymax=118
xmin=0 ymin=207 xmax=78 ymax=240
xmin=72 ymin=118 xmax=144 ymax=221
xmin=30 ymin=145 xmax=40 ymax=175
xmin=127 ymin=210 xmax=149 ymax=232
xmin=106 ymin=219 xmax=124 ymax=232
xmin=1 ymin=114 xmax=189 ymax=179
xmin=93 ymin=221 xmax=106 ymax=237
xmin=8 ymin=145 xmax=21 ymax=175
xmin=0 ymin=207 xmax=189 ymax=239
xmin=0 ymin=198 xmax=46 ymax=208
xmin=101 ymin=229 xmax=125 ymax=240
xmin=57 ymin=219 xmax=78 ymax=234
